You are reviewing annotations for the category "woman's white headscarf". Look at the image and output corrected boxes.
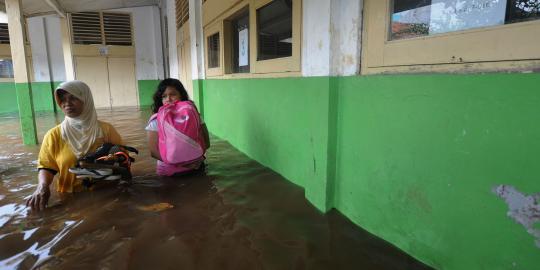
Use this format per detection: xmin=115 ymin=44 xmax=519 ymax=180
xmin=55 ymin=80 xmax=102 ymax=158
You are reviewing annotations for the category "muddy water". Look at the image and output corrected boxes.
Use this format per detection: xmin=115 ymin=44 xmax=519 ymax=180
xmin=0 ymin=108 xmax=432 ymax=270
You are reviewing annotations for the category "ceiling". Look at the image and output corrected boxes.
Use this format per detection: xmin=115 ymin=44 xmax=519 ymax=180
xmin=1 ymin=0 xmax=160 ymax=17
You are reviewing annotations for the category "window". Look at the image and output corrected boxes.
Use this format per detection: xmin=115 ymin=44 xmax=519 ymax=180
xmin=71 ymin=12 xmax=133 ymax=46
xmin=228 ymin=9 xmax=250 ymax=73
xmin=362 ymin=0 xmax=540 ymax=74
xmin=103 ymin=12 xmax=133 ymax=46
xmin=0 ymin=24 xmax=9 ymax=44
xmin=0 ymin=59 xmax=14 ymax=78
xmin=71 ymin=12 xmax=102 ymax=45
xmin=256 ymin=0 xmax=292 ymax=60
xmin=176 ymin=0 xmax=190 ymax=29
xmin=391 ymin=0 xmax=540 ymax=40
xmin=207 ymin=32 xmax=220 ymax=68
xmin=202 ymin=0 xmax=301 ymax=76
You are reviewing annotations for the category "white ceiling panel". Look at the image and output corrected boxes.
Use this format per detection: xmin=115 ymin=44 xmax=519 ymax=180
xmin=2 ymin=0 xmax=159 ymax=17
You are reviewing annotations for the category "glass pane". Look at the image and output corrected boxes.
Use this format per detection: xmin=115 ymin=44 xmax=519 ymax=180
xmin=0 ymin=59 xmax=14 ymax=78
xmin=231 ymin=10 xmax=249 ymax=73
xmin=391 ymin=0 xmax=431 ymax=40
xmin=506 ymin=0 xmax=540 ymax=23
xmin=257 ymin=0 xmax=292 ymax=61
xmin=391 ymin=0 xmax=540 ymax=40
xmin=207 ymin=33 xmax=220 ymax=68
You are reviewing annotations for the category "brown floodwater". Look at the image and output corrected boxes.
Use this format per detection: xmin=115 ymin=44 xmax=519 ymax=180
xmin=0 ymin=108 xmax=432 ymax=270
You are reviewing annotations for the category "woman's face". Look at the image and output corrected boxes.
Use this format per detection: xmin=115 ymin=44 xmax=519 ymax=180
xmin=59 ymin=91 xmax=84 ymax=118
xmin=162 ymin=86 xmax=182 ymax=105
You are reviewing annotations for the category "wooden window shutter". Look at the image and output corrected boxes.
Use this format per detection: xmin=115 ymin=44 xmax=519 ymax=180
xmin=102 ymin=12 xmax=133 ymax=46
xmin=175 ymin=0 xmax=189 ymax=29
xmin=0 ymin=24 xmax=9 ymax=44
xmin=71 ymin=12 xmax=102 ymax=45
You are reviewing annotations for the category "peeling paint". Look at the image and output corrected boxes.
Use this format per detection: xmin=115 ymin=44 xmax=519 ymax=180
xmin=493 ymin=185 xmax=540 ymax=248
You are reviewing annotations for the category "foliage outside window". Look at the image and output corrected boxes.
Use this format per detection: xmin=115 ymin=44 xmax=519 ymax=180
xmin=207 ymin=32 xmax=220 ymax=68
xmin=391 ymin=0 xmax=540 ymax=40
xmin=256 ymin=0 xmax=293 ymax=60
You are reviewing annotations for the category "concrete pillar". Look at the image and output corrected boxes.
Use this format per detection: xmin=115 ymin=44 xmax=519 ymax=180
xmin=188 ymin=0 xmax=205 ymax=115
xmin=6 ymin=0 xmax=37 ymax=145
xmin=301 ymin=0 xmax=363 ymax=212
xmin=60 ymin=17 xmax=75 ymax=81
xmin=166 ymin=0 xmax=179 ymax=79
xmin=302 ymin=0 xmax=363 ymax=77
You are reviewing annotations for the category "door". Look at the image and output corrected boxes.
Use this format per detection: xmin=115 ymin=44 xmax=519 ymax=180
xmin=74 ymin=56 xmax=111 ymax=108
xmin=108 ymin=57 xmax=138 ymax=107
xmin=74 ymin=55 xmax=138 ymax=108
xmin=178 ymin=40 xmax=193 ymax=98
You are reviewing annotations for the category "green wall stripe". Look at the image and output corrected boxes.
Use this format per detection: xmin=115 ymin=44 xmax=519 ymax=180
xmin=0 ymin=82 xmax=18 ymax=114
xmin=0 ymin=81 xmax=62 ymax=114
xmin=138 ymin=80 xmax=160 ymax=107
xmin=198 ymin=73 xmax=540 ymax=270
xmin=15 ymin=82 xmax=37 ymax=145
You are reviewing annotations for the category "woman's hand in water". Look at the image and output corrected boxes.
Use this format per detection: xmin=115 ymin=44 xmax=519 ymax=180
xmin=26 ymin=169 xmax=54 ymax=211
xmin=26 ymin=184 xmax=50 ymax=211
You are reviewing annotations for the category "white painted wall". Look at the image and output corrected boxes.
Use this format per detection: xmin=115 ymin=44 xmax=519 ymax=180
xmin=27 ymin=16 xmax=66 ymax=82
xmin=28 ymin=6 xmax=165 ymax=83
xmin=330 ymin=0 xmax=362 ymax=76
xmin=45 ymin=16 xmax=66 ymax=81
xmin=166 ymin=0 xmax=179 ymax=79
xmin=302 ymin=0 xmax=363 ymax=77
xmin=302 ymin=0 xmax=331 ymax=76
xmin=106 ymin=6 xmax=165 ymax=80
xmin=28 ymin=17 xmax=50 ymax=82
xmin=189 ymin=0 xmax=205 ymax=80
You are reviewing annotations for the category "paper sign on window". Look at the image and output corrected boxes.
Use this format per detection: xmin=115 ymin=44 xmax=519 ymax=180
xmin=238 ymin=28 xmax=248 ymax=67
xmin=429 ymin=0 xmax=507 ymax=35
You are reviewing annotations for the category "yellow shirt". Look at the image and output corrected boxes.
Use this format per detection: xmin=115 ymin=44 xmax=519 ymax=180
xmin=37 ymin=121 xmax=122 ymax=193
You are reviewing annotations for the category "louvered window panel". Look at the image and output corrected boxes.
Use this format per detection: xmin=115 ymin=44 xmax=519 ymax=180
xmin=175 ymin=0 xmax=189 ymax=29
xmin=0 ymin=24 xmax=9 ymax=44
xmin=71 ymin=12 xmax=102 ymax=45
xmin=103 ymin=12 xmax=133 ymax=46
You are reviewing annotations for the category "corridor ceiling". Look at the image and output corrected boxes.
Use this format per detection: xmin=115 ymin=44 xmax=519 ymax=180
xmin=1 ymin=0 xmax=160 ymax=17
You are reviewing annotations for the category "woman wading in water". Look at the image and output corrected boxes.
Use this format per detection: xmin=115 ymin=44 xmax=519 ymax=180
xmin=26 ymin=80 xmax=123 ymax=211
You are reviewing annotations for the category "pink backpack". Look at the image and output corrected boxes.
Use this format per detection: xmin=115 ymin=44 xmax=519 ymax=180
xmin=152 ymin=101 xmax=205 ymax=166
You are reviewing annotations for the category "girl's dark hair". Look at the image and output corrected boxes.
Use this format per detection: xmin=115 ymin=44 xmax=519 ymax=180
xmin=151 ymin=78 xmax=189 ymax=113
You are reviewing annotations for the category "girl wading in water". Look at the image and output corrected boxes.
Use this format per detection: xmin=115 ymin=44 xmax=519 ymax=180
xmin=146 ymin=78 xmax=210 ymax=176
xmin=26 ymin=80 xmax=123 ymax=211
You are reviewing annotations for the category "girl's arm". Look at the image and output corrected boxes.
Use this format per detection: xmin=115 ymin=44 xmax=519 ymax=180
xmin=147 ymin=130 xmax=162 ymax=161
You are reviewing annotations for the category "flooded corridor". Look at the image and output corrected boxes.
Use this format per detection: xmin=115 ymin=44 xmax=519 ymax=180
xmin=0 ymin=108 xmax=431 ymax=270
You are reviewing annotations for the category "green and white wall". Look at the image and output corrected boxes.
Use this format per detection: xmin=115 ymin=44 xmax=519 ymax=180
xmin=185 ymin=0 xmax=540 ymax=269
xmin=0 ymin=7 xmax=165 ymax=115
xmin=196 ymin=72 xmax=540 ymax=270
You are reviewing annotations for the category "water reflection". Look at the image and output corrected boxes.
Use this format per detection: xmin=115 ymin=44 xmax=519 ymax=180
xmin=0 ymin=108 xmax=431 ymax=269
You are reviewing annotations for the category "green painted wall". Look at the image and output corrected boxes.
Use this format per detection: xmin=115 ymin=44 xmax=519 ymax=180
xmin=198 ymin=73 xmax=540 ymax=270
xmin=0 ymin=82 xmax=18 ymax=114
xmin=15 ymin=82 xmax=37 ymax=144
xmin=0 ymin=81 xmax=62 ymax=114
xmin=200 ymin=77 xmax=333 ymax=210
xmin=138 ymin=80 xmax=160 ymax=107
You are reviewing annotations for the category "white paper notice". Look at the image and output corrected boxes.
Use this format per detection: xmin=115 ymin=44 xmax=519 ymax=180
xmin=238 ymin=28 xmax=248 ymax=67
xmin=429 ymin=0 xmax=507 ymax=34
